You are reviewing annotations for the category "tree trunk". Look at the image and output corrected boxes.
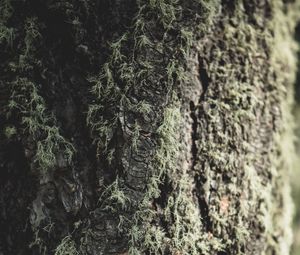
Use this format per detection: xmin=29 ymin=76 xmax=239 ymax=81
xmin=1 ymin=0 xmax=299 ymax=254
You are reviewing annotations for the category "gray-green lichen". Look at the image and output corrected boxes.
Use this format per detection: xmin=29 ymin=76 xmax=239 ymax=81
xmin=1 ymin=0 xmax=300 ymax=254
xmin=55 ymin=235 xmax=78 ymax=255
xmin=84 ymin=0 xmax=300 ymax=254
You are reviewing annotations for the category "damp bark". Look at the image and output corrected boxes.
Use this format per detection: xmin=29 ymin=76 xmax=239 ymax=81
xmin=0 ymin=0 xmax=299 ymax=255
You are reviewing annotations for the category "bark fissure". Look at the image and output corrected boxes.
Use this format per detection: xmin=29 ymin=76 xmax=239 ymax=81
xmin=189 ymin=100 xmax=198 ymax=170
xmin=198 ymin=59 xmax=210 ymax=101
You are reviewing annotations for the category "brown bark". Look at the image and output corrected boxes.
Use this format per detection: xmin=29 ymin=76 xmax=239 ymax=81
xmin=0 ymin=0 xmax=299 ymax=254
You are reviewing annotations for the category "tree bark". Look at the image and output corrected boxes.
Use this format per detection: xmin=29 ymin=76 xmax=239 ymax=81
xmin=0 ymin=0 xmax=299 ymax=254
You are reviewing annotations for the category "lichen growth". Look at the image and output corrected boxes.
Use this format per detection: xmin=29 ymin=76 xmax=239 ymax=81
xmin=0 ymin=0 xmax=13 ymax=46
xmin=4 ymin=14 xmax=75 ymax=174
xmin=9 ymin=78 xmax=74 ymax=172
xmin=55 ymin=236 xmax=78 ymax=255
xmin=85 ymin=0 xmax=300 ymax=254
xmin=1 ymin=0 xmax=299 ymax=254
xmin=3 ymin=125 xmax=16 ymax=139
xmin=86 ymin=0 xmax=221 ymax=253
xmin=128 ymin=103 xmax=182 ymax=254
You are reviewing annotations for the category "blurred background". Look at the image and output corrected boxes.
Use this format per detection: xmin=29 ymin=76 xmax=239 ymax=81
xmin=291 ymin=104 xmax=300 ymax=255
xmin=291 ymin=24 xmax=300 ymax=255
xmin=291 ymin=103 xmax=300 ymax=255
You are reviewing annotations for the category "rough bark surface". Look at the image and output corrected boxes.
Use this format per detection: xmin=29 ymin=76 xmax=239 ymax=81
xmin=0 ymin=0 xmax=299 ymax=255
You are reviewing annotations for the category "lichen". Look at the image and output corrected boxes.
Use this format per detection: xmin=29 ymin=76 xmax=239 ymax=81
xmin=55 ymin=235 xmax=78 ymax=255
xmin=0 ymin=0 xmax=13 ymax=46
xmin=9 ymin=77 xmax=75 ymax=173
xmin=3 ymin=125 xmax=16 ymax=139
xmin=84 ymin=0 xmax=300 ymax=254
xmin=1 ymin=0 xmax=299 ymax=254
xmin=86 ymin=0 xmax=221 ymax=253
xmin=4 ymin=13 xmax=75 ymax=175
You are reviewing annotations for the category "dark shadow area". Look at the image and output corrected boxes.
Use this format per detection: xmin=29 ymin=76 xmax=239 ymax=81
xmin=0 ymin=140 xmax=36 ymax=254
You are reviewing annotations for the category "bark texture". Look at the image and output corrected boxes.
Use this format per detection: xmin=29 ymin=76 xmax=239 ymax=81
xmin=0 ymin=0 xmax=299 ymax=255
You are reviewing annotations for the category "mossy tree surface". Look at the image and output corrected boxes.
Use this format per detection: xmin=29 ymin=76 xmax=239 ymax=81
xmin=0 ymin=0 xmax=299 ymax=254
